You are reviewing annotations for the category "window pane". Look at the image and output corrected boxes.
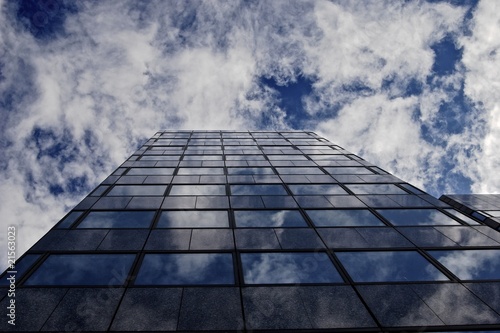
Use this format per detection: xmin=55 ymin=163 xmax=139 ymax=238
xmin=241 ymin=252 xmax=343 ymax=284
xmin=108 ymin=185 xmax=167 ymax=196
xmin=135 ymin=253 xmax=234 ymax=285
xmin=177 ymin=168 xmax=224 ymax=175
xmin=170 ymin=185 xmax=226 ymax=195
xmin=227 ymin=168 xmax=274 ymax=175
xmin=289 ymin=184 xmax=347 ymax=195
xmin=377 ymin=209 xmax=461 ymax=226
xmin=306 ymin=210 xmax=384 ymax=227
xmin=90 ymin=185 xmax=109 ymax=196
xmin=127 ymin=168 xmax=174 ymax=175
xmin=276 ymin=167 xmax=324 ymax=175
xmin=77 ymin=211 xmax=155 ymax=228
xmin=56 ymin=211 xmax=84 ymax=228
xmin=24 ymin=254 xmax=135 ymax=285
xmin=346 ymin=184 xmax=407 ymax=195
xmin=336 ymin=251 xmax=448 ymax=282
xmin=428 ymin=249 xmax=500 ymax=280
xmin=230 ymin=184 xmax=287 ymax=196
xmin=157 ymin=210 xmax=229 ymax=228
xmin=0 ymin=254 xmax=40 ymax=286
xmin=443 ymin=209 xmax=481 ymax=225
xmin=234 ymin=210 xmax=307 ymax=227
xmin=325 ymin=167 xmax=374 ymax=175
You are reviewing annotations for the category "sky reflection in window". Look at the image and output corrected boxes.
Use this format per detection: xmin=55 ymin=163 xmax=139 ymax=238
xmin=429 ymin=249 xmax=500 ymax=280
xmin=234 ymin=210 xmax=307 ymax=227
xmin=306 ymin=209 xmax=384 ymax=227
xmin=24 ymin=254 xmax=135 ymax=285
xmin=135 ymin=253 xmax=234 ymax=285
xmin=157 ymin=210 xmax=229 ymax=228
xmin=376 ymin=209 xmax=461 ymax=226
xmin=78 ymin=211 xmax=155 ymax=228
xmin=241 ymin=252 xmax=343 ymax=284
xmin=336 ymin=251 xmax=449 ymax=282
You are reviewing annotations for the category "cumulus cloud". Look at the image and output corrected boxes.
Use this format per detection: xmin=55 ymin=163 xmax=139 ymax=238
xmin=0 ymin=0 xmax=497 ymax=270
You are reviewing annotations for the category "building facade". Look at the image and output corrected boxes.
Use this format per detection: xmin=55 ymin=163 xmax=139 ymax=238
xmin=1 ymin=130 xmax=500 ymax=332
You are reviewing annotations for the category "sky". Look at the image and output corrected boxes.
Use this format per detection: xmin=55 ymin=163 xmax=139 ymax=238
xmin=0 ymin=0 xmax=500 ymax=267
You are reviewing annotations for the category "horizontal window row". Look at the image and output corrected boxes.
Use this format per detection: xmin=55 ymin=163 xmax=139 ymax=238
xmin=101 ymin=184 xmax=411 ymax=196
xmin=58 ymin=208 xmax=479 ymax=229
xmin=18 ymin=249 xmax=500 ymax=286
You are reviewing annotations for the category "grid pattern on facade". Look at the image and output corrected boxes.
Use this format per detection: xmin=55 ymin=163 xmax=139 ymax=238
xmin=1 ymin=130 xmax=500 ymax=332
xmin=441 ymin=194 xmax=500 ymax=231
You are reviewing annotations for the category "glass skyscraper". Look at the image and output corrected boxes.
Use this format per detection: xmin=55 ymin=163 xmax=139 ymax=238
xmin=1 ymin=130 xmax=500 ymax=332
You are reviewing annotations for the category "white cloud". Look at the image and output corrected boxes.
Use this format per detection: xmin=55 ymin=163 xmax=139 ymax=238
xmin=460 ymin=0 xmax=500 ymax=193
xmin=0 ymin=0 xmax=496 ymax=272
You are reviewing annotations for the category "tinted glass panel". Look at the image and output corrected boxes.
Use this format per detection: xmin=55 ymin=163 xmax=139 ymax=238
xmin=276 ymin=167 xmax=323 ymax=174
xmin=177 ymin=168 xmax=224 ymax=175
xmin=108 ymin=185 xmax=167 ymax=196
xmin=377 ymin=209 xmax=461 ymax=226
xmin=127 ymin=168 xmax=174 ymax=175
xmin=289 ymin=184 xmax=348 ymax=195
xmin=78 ymin=211 xmax=155 ymax=228
xmin=234 ymin=210 xmax=307 ymax=227
xmin=90 ymin=185 xmax=109 ymax=196
xmin=135 ymin=253 xmax=234 ymax=285
xmin=56 ymin=211 xmax=84 ymax=228
xmin=346 ymin=184 xmax=407 ymax=195
xmin=24 ymin=254 xmax=135 ymax=285
xmin=325 ymin=167 xmax=374 ymax=175
xmin=337 ymin=251 xmax=449 ymax=282
xmin=429 ymin=249 xmax=500 ymax=280
xmin=0 ymin=254 xmax=40 ymax=286
xmin=306 ymin=210 xmax=384 ymax=227
xmin=157 ymin=210 xmax=229 ymax=228
xmin=230 ymin=185 xmax=287 ymax=196
xmin=443 ymin=209 xmax=481 ymax=225
xmin=241 ymin=252 xmax=343 ymax=284
xmin=170 ymin=185 xmax=226 ymax=195
xmin=227 ymin=168 xmax=274 ymax=175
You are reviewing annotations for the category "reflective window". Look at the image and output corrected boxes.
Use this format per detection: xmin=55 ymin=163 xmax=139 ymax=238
xmin=226 ymin=155 xmax=265 ymax=161
xmin=428 ymin=249 xmax=500 ymax=280
xmin=177 ymin=168 xmax=224 ymax=175
xmin=170 ymin=185 xmax=226 ymax=195
xmin=140 ymin=155 xmax=180 ymax=160
xmin=56 ymin=211 xmax=84 ymax=228
xmin=157 ymin=210 xmax=229 ymax=228
xmin=241 ymin=252 xmax=343 ymax=284
xmin=230 ymin=184 xmax=287 ymax=196
xmin=0 ymin=254 xmax=40 ymax=286
xmin=276 ymin=167 xmax=324 ymax=175
xmin=289 ymin=184 xmax=348 ymax=195
xmin=227 ymin=167 xmax=274 ymax=175
xmin=108 ymin=185 xmax=167 ymax=196
xmin=325 ymin=167 xmax=374 ymax=175
xmin=306 ymin=210 xmax=384 ymax=227
xmin=24 ymin=254 xmax=135 ymax=285
xmin=377 ymin=209 xmax=461 ymax=226
xmin=127 ymin=168 xmax=174 ymax=175
xmin=346 ymin=184 xmax=407 ymax=195
xmin=443 ymin=209 xmax=481 ymax=225
xmin=182 ymin=155 xmax=222 ymax=161
xmin=336 ymin=251 xmax=449 ymax=282
xmin=77 ymin=211 xmax=155 ymax=228
xmin=135 ymin=253 xmax=234 ymax=285
xmin=90 ymin=185 xmax=109 ymax=196
xmin=234 ymin=210 xmax=307 ymax=227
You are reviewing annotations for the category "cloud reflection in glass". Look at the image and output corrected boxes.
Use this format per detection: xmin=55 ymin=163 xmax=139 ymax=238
xmin=135 ymin=253 xmax=234 ymax=285
xmin=241 ymin=252 xmax=343 ymax=284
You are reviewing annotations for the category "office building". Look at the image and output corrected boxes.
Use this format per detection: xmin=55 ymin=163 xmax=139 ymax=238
xmin=1 ymin=130 xmax=500 ymax=332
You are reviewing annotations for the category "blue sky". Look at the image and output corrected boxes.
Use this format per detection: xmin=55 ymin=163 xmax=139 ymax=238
xmin=1 ymin=0 xmax=500 ymax=263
